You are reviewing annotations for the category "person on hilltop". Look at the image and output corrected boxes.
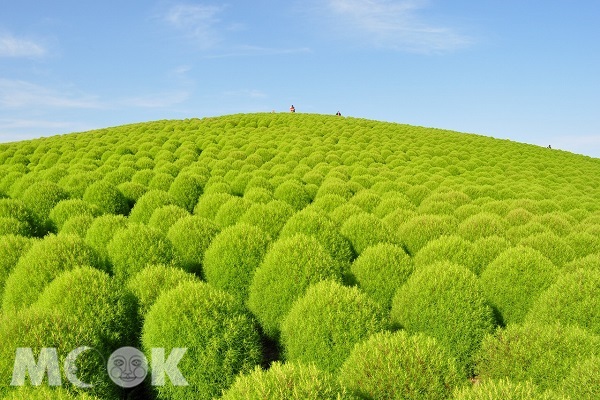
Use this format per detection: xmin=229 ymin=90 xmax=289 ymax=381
xmin=336 ymin=111 xmax=341 ymax=116
xmin=290 ymin=105 xmax=296 ymax=113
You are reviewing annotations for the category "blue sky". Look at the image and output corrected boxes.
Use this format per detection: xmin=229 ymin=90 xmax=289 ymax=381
xmin=1 ymin=1 xmax=599 ymax=157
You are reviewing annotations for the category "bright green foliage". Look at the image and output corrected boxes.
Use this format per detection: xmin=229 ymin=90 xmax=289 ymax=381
xmin=21 ymin=181 xmax=69 ymax=233
xmin=248 ymin=234 xmax=344 ymax=339
xmin=243 ymin=187 xmax=273 ymax=203
xmin=59 ymin=215 xmax=95 ymax=238
xmin=328 ymin=203 xmax=365 ymax=227
xmin=142 ymin=281 xmax=262 ymax=400
xmin=279 ymin=209 xmax=354 ymax=267
xmin=563 ymin=253 xmax=600 ymax=272
xmin=340 ymin=212 xmax=400 ymax=255
xmin=351 ymin=243 xmax=413 ymax=310
xmin=525 ymin=268 xmax=600 ymax=335
xmin=519 ymin=231 xmax=576 ymax=267
xmin=0 ymin=235 xmax=33 ymax=302
xmin=83 ymin=180 xmax=129 ymax=215
xmin=84 ymin=214 xmax=128 ymax=268
xmin=213 ymin=196 xmax=252 ymax=228
xmin=117 ymin=181 xmax=148 ymax=207
xmin=148 ymin=172 xmax=174 ymax=191
xmin=0 ymin=217 xmax=31 ymax=237
xmin=480 ymin=246 xmax=558 ymax=325
xmin=348 ymin=190 xmax=382 ymax=213
xmin=2 ymin=234 xmax=101 ymax=311
xmin=203 ymin=224 xmax=271 ymax=303
xmin=126 ymin=264 xmax=199 ymax=316
xmin=468 ymin=236 xmax=511 ymax=275
xmin=565 ymin=231 xmax=600 ymax=258
xmin=128 ymin=189 xmax=179 ymax=224
xmin=1 ymin=386 xmax=101 ymax=399
xmin=557 ymin=356 xmax=600 ymax=400
xmin=398 ymin=214 xmax=458 ymax=255
xmin=274 ymin=180 xmax=311 ymax=210
xmin=453 ymin=379 xmax=561 ymax=400
xmin=281 ymin=280 xmax=388 ymax=373
xmin=168 ymin=173 xmax=204 ymax=212
xmin=391 ymin=262 xmax=496 ymax=376
xmin=414 ymin=235 xmax=475 ymax=272
xmin=505 ymin=222 xmax=549 ymax=245
xmin=506 ymin=207 xmax=535 ymax=226
xmin=339 ymin=330 xmax=465 ymax=400
xmin=193 ymin=192 xmax=235 ymax=220
xmin=238 ymin=200 xmax=294 ymax=239
xmin=474 ymin=323 xmax=600 ymax=391
xmin=373 ymin=193 xmax=415 ymax=218
xmin=48 ymin=199 xmax=100 ymax=231
xmin=221 ymin=362 xmax=351 ymax=400
xmin=166 ymin=215 xmax=220 ymax=276
xmin=457 ymin=212 xmax=508 ymax=241
xmin=0 ymin=198 xmax=37 ymax=236
xmin=107 ymin=224 xmax=180 ymax=280
xmin=147 ymin=204 xmax=189 ymax=234
xmin=308 ymin=193 xmax=347 ymax=213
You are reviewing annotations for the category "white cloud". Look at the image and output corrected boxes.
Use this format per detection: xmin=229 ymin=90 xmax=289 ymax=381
xmin=313 ymin=0 xmax=472 ymax=53
xmin=0 ymin=79 xmax=102 ymax=109
xmin=0 ymin=33 xmax=46 ymax=58
xmin=164 ymin=3 xmax=225 ymax=49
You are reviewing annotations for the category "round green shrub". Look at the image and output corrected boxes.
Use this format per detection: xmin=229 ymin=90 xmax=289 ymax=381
xmin=557 ymin=356 xmax=600 ymax=400
xmin=59 ymin=215 xmax=95 ymax=238
xmin=2 ymin=234 xmax=102 ymax=311
xmin=243 ymin=187 xmax=274 ymax=204
xmin=117 ymin=181 xmax=148 ymax=208
xmin=340 ymin=212 xmax=400 ymax=255
xmin=203 ymin=224 xmax=271 ymax=303
xmin=505 ymin=222 xmax=549 ymax=245
xmin=414 ymin=235 xmax=476 ymax=272
xmin=347 ymin=190 xmax=381 ymax=213
xmin=308 ymin=193 xmax=347 ymax=213
xmin=48 ymin=199 xmax=100 ymax=231
xmin=279 ymin=209 xmax=354 ymax=267
xmin=351 ymin=243 xmax=413 ymax=310
xmin=519 ymin=231 xmax=576 ymax=268
xmin=565 ymin=231 xmax=600 ymax=258
xmin=328 ymin=203 xmax=365 ymax=227
xmin=128 ymin=189 xmax=179 ymax=224
xmin=147 ymin=205 xmax=189 ymax=234
xmin=479 ymin=246 xmax=558 ymax=325
xmin=142 ymin=281 xmax=262 ymax=399
xmin=148 ymin=172 xmax=174 ymax=191
xmin=315 ymin=178 xmax=353 ymax=200
xmin=167 ymin=174 xmax=204 ymax=213
xmin=0 ymin=198 xmax=36 ymax=235
xmin=238 ymin=200 xmax=294 ymax=239
xmin=126 ymin=264 xmax=199 ymax=316
xmin=248 ymin=234 xmax=344 ymax=339
xmin=339 ymin=330 xmax=465 ymax=400
xmin=166 ymin=215 xmax=220 ymax=276
xmin=83 ymin=180 xmax=129 ymax=215
xmin=193 ymin=192 xmax=235 ymax=220
xmin=0 ymin=235 xmax=34 ymax=303
xmin=452 ymin=379 xmax=558 ymax=400
xmin=107 ymin=224 xmax=180 ymax=281
xmin=468 ymin=236 xmax=511 ymax=275
xmin=563 ymin=253 xmax=600 ymax=272
xmin=274 ymin=180 xmax=311 ymax=211
xmin=474 ymin=322 xmax=600 ymax=391
xmin=525 ymin=268 xmax=600 ymax=335
xmin=0 ymin=217 xmax=31 ymax=237
xmin=84 ymin=214 xmax=128 ymax=268
xmin=373 ymin=194 xmax=415 ymax=218
xmin=213 ymin=197 xmax=252 ymax=228
xmin=457 ymin=212 xmax=508 ymax=241
xmin=398 ymin=214 xmax=458 ymax=255
xmin=220 ymin=361 xmax=350 ymax=400
xmin=281 ymin=280 xmax=387 ymax=373
xmin=391 ymin=262 xmax=496 ymax=376
xmin=21 ymin=181 xmax=70 ymax=233
xmin=505 ymin=207 xmax=535 ymax=226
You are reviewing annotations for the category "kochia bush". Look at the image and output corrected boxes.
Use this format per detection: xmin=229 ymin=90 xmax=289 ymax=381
xmin=391 ymin=262 xmax=496 ymax=376
xmin=21 ymin=181 xmax=69 ymax=233
xmin=166 ymin=215 xmax=220 ymax=276
xmin=238 ymin=200 xmax=294 ymax=239
xmin=247 ymin=234 xmax=344 ymax=339
xmin=168 ymin=173 xmax=204 ymax=213
xmin=339 ymin=330 xmax=465 ymax=400
xmin=48 ymin=199 xmax=100 ymax=231
xmin=0 ymin=235 xmax=34 ymax=302
xmin=557 ymin=356 xmax=600 ymax=400
xmin=142 ymin=281 xmax=262 ymax=400
xmin=147 ymin=205 xmax=189 ymax=235
xmin=452 ymin=379 xmax=554 ymax=400
xmin=84 ymin=214 xmax=128 ymax=268
xmin=281 ymin=280 xmax=388 ymax=373
xmin=273 ymin=180 xmax=311 ymax=211
xmin=220 ymin=362 xmax=349 ymax=400
xmin=203 ymin=224 xmax=271 ymax=303
xmin=128 ymin=189 xmax=179 ymax=224
xmin=83 ymin=180 xmax=129 ymax=215
xmin=398 ymin=214 xmax=458 ymax=255
xmin=340 ymin=212 xmax=401 ymax=255
xmin=2 ymin=234 xmax=102 ymax=311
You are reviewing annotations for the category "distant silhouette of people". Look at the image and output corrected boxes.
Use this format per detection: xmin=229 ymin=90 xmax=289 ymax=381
xmin=290 ymin=105 xmax=295 ymax=113
xmin=336 ymin=111 xmax=341 ymax=116
xmin=548 ymin=145 xmax=552 ymax=149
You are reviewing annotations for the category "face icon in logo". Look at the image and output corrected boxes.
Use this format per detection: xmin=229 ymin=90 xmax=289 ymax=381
xmin=107 ymin=347 xmax=148 ymax=388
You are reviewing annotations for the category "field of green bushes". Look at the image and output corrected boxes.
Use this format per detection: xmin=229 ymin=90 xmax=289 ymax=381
xmin=1 ymin=112 xmax=599 ymax=399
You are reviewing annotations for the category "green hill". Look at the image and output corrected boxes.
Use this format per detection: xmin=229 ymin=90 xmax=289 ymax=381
xmin=1 ymin=112 xmax=599 ymax=399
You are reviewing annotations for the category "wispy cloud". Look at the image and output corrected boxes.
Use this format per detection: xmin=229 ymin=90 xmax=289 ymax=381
xmin=0 ymin=33 xmax=46 ymax=58
xmin=0 ymin=79 xmax=102 ymax=109
xmin=222 ymin=89 xmax=267 ymax=99
xmin=204 ymin=45 xmax=311 ymax=59
xmin=312 ymin=0 xmax=473 ymax=53
xmin=164 ymin=3 xmax=226 ymax=49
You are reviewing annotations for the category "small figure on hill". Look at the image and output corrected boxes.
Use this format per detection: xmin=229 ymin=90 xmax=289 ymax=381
xmin=548 ymin=145 xmax=552 ymax=149
xmin=336 ymin=111 xmax=341 ymax=116
xmin=290 ymin=105 xmax=295 ymax=113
